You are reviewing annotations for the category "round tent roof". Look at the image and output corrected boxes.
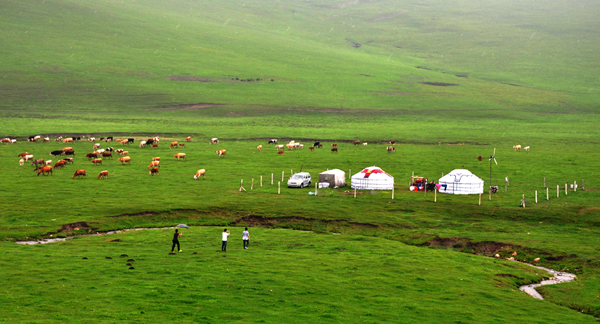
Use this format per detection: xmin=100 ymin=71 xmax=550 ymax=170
xmin=438 ymin=169 xmax=484 ymax=195
xmin=351 ymin=166 xmax=394 ymax=190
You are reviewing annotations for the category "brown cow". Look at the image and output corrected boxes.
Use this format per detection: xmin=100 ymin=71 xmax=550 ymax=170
xmin=1 ymin=138 xmax=10 ymax=144
xmin=37 ymin=166 xmax=53 ymax=176
xmin=170 ymin=141 xmax=178 ymax=149
xmin=63 ymin=138 xmax=73 ymax=143
xmin=318 ymin=144 xmax=323 ymax=148
xmin=147 ymin=161 xmax=160 ymax=169
xmin=353 ymin=141 xmax=360 ymax=145
xmin=61 ymin=147 xmax=73 ymax=152
xmin=62 ymin=158 xmax=74 ymax=164
xmin=152 ymin=157 xmax=160 ymax=161
xmin=149 ymin=167 xmax=159 ymax=176
xmin=98 ymin=170 xmax=109 ymax=179
xmin=120 ymin=151 xmax=129 ymax=156
xmin=387 ymin=146 xmax=396 ymax=152
xmin=173 ymin=153 xmax=186 ymax=160
xmin=332 ymin=143 xmax=337 ymax=147
xmin=101 ymin=152 xmax=113 ymax=159
xmin=86 ymin=152 xmax=98 ymax=160
xmin=194 ymin=169 xmax=206 ymax=180
xmin=121 ymin=139 xmax=129 ymax=146
xmin=73 ymin=169 xmax=86 ymax=179
xmin=118 ymin=156 xmax=131 ymax=165
xmin=331 ymin=148 xmax=338 ymax=153
xmin=215 ymin=149 xmax=226 ymax=157
xmin=277 ymin=150 xmax=285 ymax=155
xmin=18 ymin=152 xmax=31 ymax=158
xmin=152 ymin=143 xmax=158 ymax=149
xmin=31 ymin=158 xmax=45 ymax=167
xmin=390 ymin=140 xmax=396 ymax=145
xmin=186 ymin=136 xmax=191 ymax=142
xmin=91 ymin=158 xmax=102 ymax=166
xmin=178 ymin=143 xmax=185 ymax=147
xmin=309 ymin=146 xmax=315 ymax=151
xmin=257 ymin=145 xmax=262 ymax=151
xmin=54 ymin=160 xmax=66 ymax=169
xmin=55 ymin=136 xmax=63 ymax=141
xmin=116 ymin=149 xmax=124 ymax=154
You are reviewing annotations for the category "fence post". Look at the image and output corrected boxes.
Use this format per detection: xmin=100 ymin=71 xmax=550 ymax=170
xmin=354 ymin=187 xmax=357 ymax=198
xmin=282 ymin=171 xmax=284 ymax=182
xmin=574 ymin=181 xmax=577 ymax=192
xmin=522 ymin=194 xmax=525 ymax=208
xmin=557 ymin=185 xmax=559 ymax=198
xmin=565 ymin=183 xmax=568 ymax=195
xmin=271 ymin=173 xmax=273 ymax=185
xmin=315 ymin=182 xmax=318 ymax=196
xmin=546 ymin=187 xmax=549 ymax=201
xmin=392 ymin=186 xmax=395 ymax=200
xmin=260 ymin=175 xmax=263 ymax=187
xmin=434 ymin=188 xmax=437 ymax=202
xmin=535 ymin=190 xmax=538 ymax=204
xmin=251 ymin=178 xmax=254 ymax=190
xmin=278 ymin=181 xmax=280 ymax=194
xmin=479 ymin=193 xmax=481 ymax=205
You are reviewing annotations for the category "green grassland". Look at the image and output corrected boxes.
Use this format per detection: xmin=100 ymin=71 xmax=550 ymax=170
xmin=1 ymin=0 xmax=600 ymax=322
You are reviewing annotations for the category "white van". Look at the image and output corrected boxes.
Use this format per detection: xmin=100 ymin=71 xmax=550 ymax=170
xmin=287 ymin=172 xmax=312 ymax=188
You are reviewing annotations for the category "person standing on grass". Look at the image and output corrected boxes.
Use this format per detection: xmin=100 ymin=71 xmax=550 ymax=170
xmin=243 ymin=227 xmax=250 ymax=249
xmin=172 ymin=229 xmax=182 ymax=253
xmin=222 ymin=228 xmax=230 ymax=252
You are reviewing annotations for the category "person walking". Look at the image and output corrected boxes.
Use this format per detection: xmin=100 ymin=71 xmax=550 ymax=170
xmin=222 ymin=228 xmax=230 ymax=252
xmin=172 ymin=229 xmax=182 ymax=253
xmin=242 ymin=227 xmax=250 ymax=249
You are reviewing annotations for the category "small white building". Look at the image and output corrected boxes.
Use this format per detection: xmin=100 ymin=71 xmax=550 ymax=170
xmin=318 ymin=169 xmax=346 ymax=188
xmin=438 ymin=169 xmax=484 ymax=195
xmin=351 ymin=166 xmax=394 ymax=190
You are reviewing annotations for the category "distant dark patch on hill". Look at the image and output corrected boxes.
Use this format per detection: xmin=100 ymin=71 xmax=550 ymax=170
xmin=455 ymin=74 xmax=468 ymax=78
xmin=420 ymin=82 xmax=459 ymax=86
xmin=367 ymin=11 xmax=405 ymax=22
xmin=360 ymin=74 xmax=371 ymax=77
xmin=167 ymin=76 xmax=265 ymax=83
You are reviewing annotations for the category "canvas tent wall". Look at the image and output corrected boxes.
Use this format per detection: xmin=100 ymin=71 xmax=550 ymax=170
xmin=318 ymin=169 xmax=346 ymax=188
xmin=351 ymin=166 xmax=394 ymax=190
xmin=438 ymin=169 xmax=484 ymax=195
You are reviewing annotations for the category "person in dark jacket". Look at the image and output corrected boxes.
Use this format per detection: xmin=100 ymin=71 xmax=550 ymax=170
xmin=172 ymin=229 xmax=182 ymax=253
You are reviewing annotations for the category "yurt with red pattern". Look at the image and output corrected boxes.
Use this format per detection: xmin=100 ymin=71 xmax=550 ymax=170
xmin=350 ymin=166 xmax=394 ymax=190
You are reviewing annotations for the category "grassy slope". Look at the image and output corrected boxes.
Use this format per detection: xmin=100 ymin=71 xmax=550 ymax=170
xmin=1 ymin=0 xmax=600 ymax=321
xmin=0 ymin=228 xmax=595 ymax=323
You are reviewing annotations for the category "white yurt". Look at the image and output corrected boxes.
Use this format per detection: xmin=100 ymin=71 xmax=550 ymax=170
xmin=318 ymin=169 xmax=346 ymax=188
xmin=438 ymin=169 xmax=484 ymax=195
xmin=351 ymin=166 xmax=394 ymax=190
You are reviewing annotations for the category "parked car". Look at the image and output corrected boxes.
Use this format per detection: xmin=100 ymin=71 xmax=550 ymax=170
xmin=287 ymin=172 xmax=311 ymax=188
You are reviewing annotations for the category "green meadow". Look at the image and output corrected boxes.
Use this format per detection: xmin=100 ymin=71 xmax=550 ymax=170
xmin=1 ymin=0 xmax=599 ymax=322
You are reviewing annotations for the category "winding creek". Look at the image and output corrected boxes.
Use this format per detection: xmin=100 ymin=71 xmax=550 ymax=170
xmin=16 ymin=227 xmax=577 ymax=300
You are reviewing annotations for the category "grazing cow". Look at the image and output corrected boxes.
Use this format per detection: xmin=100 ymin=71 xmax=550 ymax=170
xmin=37 ymin=166 xmax=53 ymax=176
xmin=50 ymin=150 xmax=64 ymax=157
xmin=149 ymin=167 xmax=159 ymax=176
xmin=43 ymin=137 xmax=50 ymax=143
xmin=139 ymin=140 xmax=147 ymax=148
xmin=120 ymin=151 xmax=129 ymax=156
xmin=91 ymin=158 xmax=102 ymax=166
xmin=363 ymin=142 xmax=368 ymax=146
xmin=75 ymin=137 xmax=81 ymax=141
xmin=215 ymin=150 xmax=226 ymax=158
xmin=127 ymin=138 xmax=135 ymax=144
xmin=45 ymin=160 xmax=52 ymax=165
xmin=86 ymin=152 xmax=98 ymax=160
xmin=257 ymin=145 xmax=262 ymax=151
xmin=18 ymin=152 xmax=31 ymax=158
xmin=309 ymin=146 xmax=315 ymax=151
xmin=178 ymin=143 xmax=185 ymax=147
xmin=387 ymin=146 xmax=396 ymax=152
xmin=118 ymin=156 xmax=131 ymax=165
xmin=64 ymin=150 xmax=75 ymax=156
xmin=146 ymin=138 xmax=154 ymax=146
xmin=152 ymin=143 xmax=158 ymax=149
xmin=10 ymin=139 xmax=16 ymax=144
xmin=353 ymin=141 xmax=360 ymax=145
xmin=318 ymin=144 xmax=323 ymax=148
xmin=194 ymin=169 xmax=206 ymax=180
xmin=31 ymin=158 xmax=45 ymax=167
xmin=173 ymin=153 xmax=187 ymax=160
xmin=121 ymin=139 xmax=129 ymax=145
xmin=390 ymin=140 xmax=396 ymax=145
xmin=105 ymin=136 xmax=113 ymax=142
xmin=54 ymin=160 xmax=66 ymax=169
xmin=331 ymin=148 xmax=338 ymax=153
xmin=73 ymin=169 xmax=86 ymax=179
xmin=170 ymin=141 xmax=178 ymax=149
xmin=513 ymin=145 xmax=522 ymax=151
xmin=19 ymin=159 xmax=24 ymax=166
xmin=268 ymin=139 xmax=278 ymax=144
xmin=61 ymin=147 xmax=73 ymax=152
xmin=101 ymin=152 xmax=112 ymax=159
xmin=1 ymin=138 xmax=10 ymax=144
xmin=152 ymin=157 xmax=160 ymax=161
xmin=275 ymin=144 xmax=284 ymax=150
xmin=29 ymin=135 xmax=41 ymax=143
xmin=63 ymin=137 xmax=73 ymax=143
xmin=106 ymin=147 xmax=114 ymax=152
xmin=332 ymin=143 xmax=337 ymax=147
xmin=287 ymin=144 xmax=295 ymax=150
xmin=277 ymin=150 xmax=285 ymax=155
xmin=24 ymin=154 xmax=34 ymax=161
xmin=524 ymin=146 xmax=530 ymax=151
xmin=55 ymin=136 xmax=63 ymax=141
xmin=93 ymin=143 xmax=101 ymax=150
xmin=210 ymin=138 xmax=219 ymax=145
xmin=98 ymin=170 xmax=109 ymax=179
xmin=62 ymin=158 xmax=74 ymax=164
xmin=147 ymin=161 xmax=160 ymax=169
xmin=313 ymin=141 xmax=320 ymax=147
xmin=88 ymin=137 xmax=96 ymax=142
xmin=186 ymin=136 xmax=191 ymax=142
xmin=116 ymin=149 xmax=124 ymax=154
xmin=298 ymin=144 xmax=304 ymax=149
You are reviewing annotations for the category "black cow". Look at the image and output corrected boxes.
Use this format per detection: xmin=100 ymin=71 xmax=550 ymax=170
xmin=106 ymin=136 xmax=113 ymax=142
xmin=50 ymin=150 xmax=64 ymax=157
xmin=268 ymin=139 xmax=278 ymax=144
xmin=106 ymin=147 xmax=114 ymax=152
xmin=76 ymin=137 xmax=81 ymax=141
xmin=313 ymin=141 xmax=320 ymax=147
xmin=146 ymin=139 xmax=154 ymax=145
xmin=127 ymin=138 xmax=135 ymax=143
xmin=100 ymin=137 xmax=106 ymax=141
xmin=64 ymin=150 xmax=75 ymax=156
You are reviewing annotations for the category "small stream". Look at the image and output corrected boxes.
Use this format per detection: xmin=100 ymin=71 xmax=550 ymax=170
xmin=16 ymin=227 xmax=576 ymax=300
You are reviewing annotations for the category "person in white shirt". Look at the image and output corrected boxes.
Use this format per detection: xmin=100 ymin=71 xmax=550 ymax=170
xmin=242 ymin=227 xmax=250 ymax=249
xmin=221 ymin=228 xmax=230 ymax=252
